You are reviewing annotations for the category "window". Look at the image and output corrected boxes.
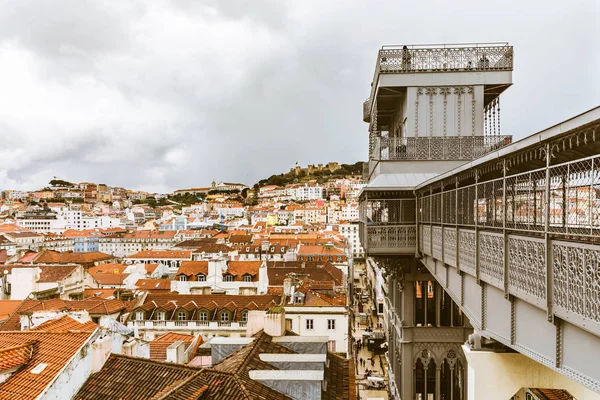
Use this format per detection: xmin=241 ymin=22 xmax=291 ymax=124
xmin=243 ymin=274 xmax=252 ymax=282
xmin=135 ymin=311 xmax=144 ymax=320
xmin=199 ymin=311 xmax=208 ymax=321
xmin=306 ymin=319 xmax=314 ymax=330
xmin=156 ymin=311 xmax=166 ymax=321
xmin=179 ymin=275 xmax=187 ymax=281
xmin=224 ymin=274 xmax=234 ymax=282
xmin=241 ymin=311 xmax=248 ymax=322
xmin=197 ymin=274 xmax=206 ymax=282
xmin=177 ymin=311 xmax=187 ymax=321
xmin=221 ymin=312 xmax=230 ymax=321
xmin=337 ymin=256 xmax=342 ymax=261
xmin=327 ymin=340 xmax=336 ymax=352
xmin=327 ymin=319 xmax=336 ymax=330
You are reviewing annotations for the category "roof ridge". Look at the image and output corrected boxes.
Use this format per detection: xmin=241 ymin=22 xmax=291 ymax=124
xmin=107 ymin=353 xmax=203 ymax=370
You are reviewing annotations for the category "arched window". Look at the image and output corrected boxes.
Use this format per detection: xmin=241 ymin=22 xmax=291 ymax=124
xmin=243 ymin=274 xmax=252 ymax=282
xmin=223 ymin=274 xmax=234 ymax=282
xmin=415 ymin=352 xmax=436 ymax=400
xmin=197 ymin=274 xmax=206 ymax=282
xmin=179 ymin=275 xmax=188 ymax=281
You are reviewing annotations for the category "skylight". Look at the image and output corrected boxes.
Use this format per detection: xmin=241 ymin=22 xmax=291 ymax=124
xmin=31 ymin=364 xmax=48 ymax=374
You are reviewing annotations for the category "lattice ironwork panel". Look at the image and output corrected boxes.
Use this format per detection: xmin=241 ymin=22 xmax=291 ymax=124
xmin=432 ymin=194 xmax=442 ymax=224
xmin=507 ymin=236 xmax=546 ymax=301
xmin=552 ymin=241 xmax=600 ymax=323
xmin=378 ymin=45 xmax=513 ymax=73
xmin=365 ymin=199 xmax=416 ymax=225
xmin=430 ymin=137 xmax=444 ymax=159
xmin=432 ymin=226 xmax=443 ymax=259
xmin=367 ymin=226 xmax=417 ymax=250
xmin=548 ymin=158 xmax=599 ymax=236
xmin=458 ymin=229 xmax=476 ymax=275
xmin=443 ymin=190 xmax=457 ymax=224
xmin=423 ymin=225 xmax=432 ymax=256
xmin=444 ymin=227 xmax=457 ymax=267
xmin=456 ymin=185 xmax=476 ymax=226
xmin=477 ymin=179 xmax=504 ymax=228
xmin=421 ymin=196 xmax=431 ymax=223
xmin=479 ymin=232 xmax=505 ymax=288
xmin=504 ymin=170 xmax=545 ymax=233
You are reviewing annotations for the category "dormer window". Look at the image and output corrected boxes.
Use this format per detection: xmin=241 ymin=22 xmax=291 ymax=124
xmin=199 ymin=311 xmax=208 ymax=321
xmin=246 ymin=247 xmax=250 ymax=252
xmin=156 ymin=311 xmax=166 ymax=321
xmin=197 ymin=274 xmax=206 ymax=282
xmin=294 ymin=293 xmax=305 ymax=304
xmin=243 ymin=274 xmax=252 ymax=282
xmin=224 ymin=274 xmax=234 ymax=282
xmin=177 ymin=311 xmax=187 ymax=321
xmin=241 ymin=311 xmax=248 ymax=322
xmin=179 ymin=275 xmax=188 ymax=281
xmin=135 ymin=311 xmax=144 ymax=320
xmin=221 ymin=312 xmax=229 ymax=321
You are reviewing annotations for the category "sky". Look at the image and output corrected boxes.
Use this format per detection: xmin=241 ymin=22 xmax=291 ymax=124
xmin=0 ymin=0 xmax=598 ymax=193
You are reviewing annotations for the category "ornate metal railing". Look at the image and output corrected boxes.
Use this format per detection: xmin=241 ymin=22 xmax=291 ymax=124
xmin=376 ymin=135 xmax=512 ymax=161
xmin=417 ymin=117 xmax=600 ymax=336
xmin=379 ymin=44 xmax=513 ymax=74
xmin=366 ymin=225 xmax=417 ymax=251
xmin=419 ymin=154 xmax=600 ymax=238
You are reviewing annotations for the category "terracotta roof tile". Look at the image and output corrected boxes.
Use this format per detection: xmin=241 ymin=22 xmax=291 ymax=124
xmin=0 ymin=341 xmax=37 ymax=372
xmin=175 ymin=261 xmax=208 ymax=278
xmin=31 ymin=315 xmax=98 ymax=332
xmin=135 ymin=279 xmax=172 ymax=291
xmin=0 ymin=301 xmax=22 ymax=323
xmin=0 ymin=330 xmax=95 ymax=399
xmin=127 ymin=250 xmax=192 ymax=259
xmin=149 ymin=332 xmax=197 ymax=361
xmin=74 ymin=354 xmax=200 ymax=400
xmin=33 ymin=250 xmax=114 ymax=265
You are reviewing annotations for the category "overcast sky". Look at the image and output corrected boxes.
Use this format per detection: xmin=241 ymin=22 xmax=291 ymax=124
xmin=0 ymin=0 xmax=598 ymax=193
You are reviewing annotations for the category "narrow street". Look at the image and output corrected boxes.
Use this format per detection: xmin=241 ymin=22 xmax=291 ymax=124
xmin=351 ymin=261 xmax=389 ymax=400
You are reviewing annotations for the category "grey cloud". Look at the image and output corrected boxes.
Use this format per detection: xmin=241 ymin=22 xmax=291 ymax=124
xmin=0 ymin=0 xmax=598 ymax=192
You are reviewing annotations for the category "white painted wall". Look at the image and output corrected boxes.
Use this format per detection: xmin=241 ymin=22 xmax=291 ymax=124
xmin=464 ymin=345 xmax=600 ymax=400
xmin=284 ymin=306 xmax=348 ymax=355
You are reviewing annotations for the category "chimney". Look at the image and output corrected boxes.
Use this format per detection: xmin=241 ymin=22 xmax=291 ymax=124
xmin=283 ymin=277 xmax=292 ymax=297
xmin=264 ymin=308 xmax=285 ymax=337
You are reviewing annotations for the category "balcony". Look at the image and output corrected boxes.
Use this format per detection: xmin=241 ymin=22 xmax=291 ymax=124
xmin=129 ymin=320 xmax=247 ymax=331
xmin=366 ymin=225 xmax=416 ymax=254
xmin=374 ymin=135 xmax=512 ymax=161
xmin=360 ymin=197 xmax=417 ymax=255
xmin=369 ymin=43 xmax=513 ymax=103
xmin=378 ymin=43 xmax=513 ymax=74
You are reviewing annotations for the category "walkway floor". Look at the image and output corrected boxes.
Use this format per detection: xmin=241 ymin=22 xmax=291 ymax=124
xmin=351 ymin=261 xmax=389 ymax=400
